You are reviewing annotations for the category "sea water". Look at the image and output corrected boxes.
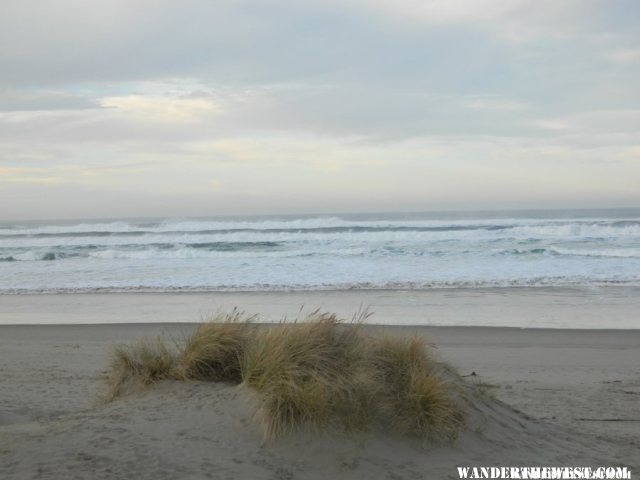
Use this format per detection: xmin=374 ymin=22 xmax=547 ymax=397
xmin=1 ymin=209 xmax=639 ymax=293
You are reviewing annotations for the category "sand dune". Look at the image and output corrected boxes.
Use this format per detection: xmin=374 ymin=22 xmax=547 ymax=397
xmin=0 ymin=381 xmax=625 ymax=480
xmin=1 ymin=323 xmax=638 ymax=479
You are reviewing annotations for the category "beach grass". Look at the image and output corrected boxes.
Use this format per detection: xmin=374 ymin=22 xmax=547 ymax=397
xmin=371 ymin=335 xmax=463 ymax=441
xmin=175 ymin=310 xmax=255 ymax=383
xmin=103 ymin=310 xmax=464 ymax=442
xmin=241 ymin=312 xmax=373 ymax=440
xmin=104 ymin=337 xmax=176 ymax=402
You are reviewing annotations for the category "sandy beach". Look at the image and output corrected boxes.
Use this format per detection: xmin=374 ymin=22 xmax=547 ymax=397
xmin=2 ymin=287 xmax=639 ymax=329
xmin=1 ymin=292 xmax=638 ymax=479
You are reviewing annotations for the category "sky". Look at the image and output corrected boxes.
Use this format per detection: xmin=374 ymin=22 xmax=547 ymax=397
xmin=1 ymin=0 xmax=639 ymax=220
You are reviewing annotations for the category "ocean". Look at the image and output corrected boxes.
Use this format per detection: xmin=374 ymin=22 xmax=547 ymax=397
xmin=1 ymin=209 xmax=640 ymax=294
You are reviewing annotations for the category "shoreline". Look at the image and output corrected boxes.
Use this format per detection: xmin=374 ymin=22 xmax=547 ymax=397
xmin=1 ymin=284 xmax=639 ymax=295
xmin=1 ymin=286 xmax=639 ymax=328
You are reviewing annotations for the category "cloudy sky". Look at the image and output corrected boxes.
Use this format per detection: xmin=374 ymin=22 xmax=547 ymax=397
xmin=1 ymin=0 xmax=639 ymax=220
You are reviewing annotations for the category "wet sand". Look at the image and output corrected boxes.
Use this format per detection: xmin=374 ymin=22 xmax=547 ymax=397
xmin=1 ymin=286 xmax=639 ymax=328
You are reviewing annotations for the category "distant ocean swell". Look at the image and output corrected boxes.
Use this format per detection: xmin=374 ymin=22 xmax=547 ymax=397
xmin=1 ymin=212 xmax=640 ymax=293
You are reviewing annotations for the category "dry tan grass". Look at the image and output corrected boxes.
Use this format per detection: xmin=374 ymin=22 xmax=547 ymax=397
xmin=175 ymin=310 xmax=255 ymax=383
xmin=370 ymin=335 xmax=464 ymax=442
xmin=102 ymin=310 xmax=464 ymax=443
xmin=240 ymin=312 xmax=371 ymax=440
xmin=103 ymin=337 xmax=176 ymax=402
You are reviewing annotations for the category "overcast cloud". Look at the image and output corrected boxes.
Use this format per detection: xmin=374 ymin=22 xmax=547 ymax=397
xmin=1 ymin=0 xmax=639 ymax=219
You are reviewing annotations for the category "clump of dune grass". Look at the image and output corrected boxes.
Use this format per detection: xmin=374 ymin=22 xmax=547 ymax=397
xmin=102 ymin=310 xmax=464 ymax=443
xmin=370 ymin=335 xmax=464 ymax=442
xmin=103 ymin=336 xmax=176 ymax=402
xmin=175 ymin=310 xmax=255 ymax=383
xmin=240 ymin=311 xmax=372 ymax=440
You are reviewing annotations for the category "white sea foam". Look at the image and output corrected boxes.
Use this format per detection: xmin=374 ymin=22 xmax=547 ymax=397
xmin=1 ymin=211 xmax=639 ymax=293
xmin=2 ymin=215 xmax=639 ymax=237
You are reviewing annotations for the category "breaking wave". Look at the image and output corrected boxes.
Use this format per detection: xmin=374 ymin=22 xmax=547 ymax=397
xmin=2 ymin=210 xmax=640 ymax=292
